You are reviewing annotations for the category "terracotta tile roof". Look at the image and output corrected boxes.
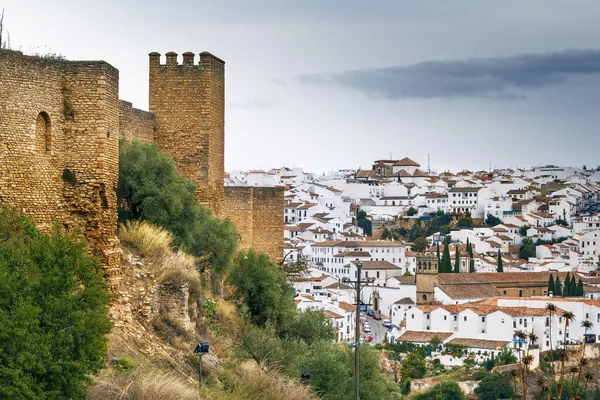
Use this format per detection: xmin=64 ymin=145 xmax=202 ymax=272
xmin=437 ymin=283 xmax=500 ymax=300
xmin=313 ymin=240 xmax=402 ymax=248
xmin=359 ymin=260 xmax=401 ymax=270
xmin=337 ymin=302 xmax=355 ymax=311
xmin=326 ymin=282 xmax=353 ymax=290
xmin=333 ymin=251 xmax=372 ymax=257
xmin=391 ymin=276 xmax=416 ymax=285
xmin=393 ymin=157 xmax=421 ymax=167
xmin=446 ymin=338 xmax=511 ymax=350
xmin=394 ymin=297 xmax=416 ymax=305
xmin=397 ymin=330 xmax=453 ymax=343
xmin=324 ymin=310 xmax=344 ymax=319
xmin=476 ymin=272 xmax=568 ymax=285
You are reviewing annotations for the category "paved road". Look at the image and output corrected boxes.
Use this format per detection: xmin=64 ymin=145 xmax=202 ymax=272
xmin=364 ymin=316 xmax=387 ymax=345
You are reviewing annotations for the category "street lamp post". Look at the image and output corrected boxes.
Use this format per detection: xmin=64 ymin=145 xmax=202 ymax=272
xmin=194 ymin=342 xmax=209 ymax=392
xmin=342 ymin=260 xmax=375 ymax=400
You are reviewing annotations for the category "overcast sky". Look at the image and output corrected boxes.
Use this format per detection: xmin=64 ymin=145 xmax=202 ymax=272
xmin=3 ymin=1 xmax=600 ymax=173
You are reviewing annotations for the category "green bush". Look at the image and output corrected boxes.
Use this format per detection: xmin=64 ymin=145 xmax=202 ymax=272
xmin=413 ymin=381 xmax=464 ymax=400
xmin=0 ymin=206 xmax=112 ymax=399
xmin=111 ymin=357 xmax=136 ymax=374
xmin=117 ymin=140 xmax=238 ymax=286
xmin=475 ymin=372 xmax=514 ymax=400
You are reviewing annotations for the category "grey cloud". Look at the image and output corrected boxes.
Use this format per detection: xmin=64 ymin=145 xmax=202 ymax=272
xmin=298 ymin=49 xmax=600 ymax=100
xmin=227 ymin=99 xmax=278 ymax=109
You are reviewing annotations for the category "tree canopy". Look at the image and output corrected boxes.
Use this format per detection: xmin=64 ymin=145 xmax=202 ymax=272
xmin=519 ymin=238 xmax=536 ymax=260
xmin=0 ymin=206 xmax=112 ymax=399
xmin=475 ymin=372 xmax=514 ymax=400
xmin=117 ymin=140 xmax=239 ymax=282
xmin=228 ymin=250 xmax=297 ymax=330
xmin=413 ymin=381 xmax=465 ymax=400
xmin=485 ymin=214 xmax=502 ymax=227
xmin=412 ymin=236 xmax=429 ymax=253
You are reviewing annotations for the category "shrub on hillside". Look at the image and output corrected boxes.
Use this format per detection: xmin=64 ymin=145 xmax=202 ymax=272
xmin=0 ymin=206 xmax=112 ymax=399
xmin=117 ymin=140 xmax=238 ymax=288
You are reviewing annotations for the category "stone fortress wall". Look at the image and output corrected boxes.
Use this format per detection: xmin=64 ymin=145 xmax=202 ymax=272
xmin=0 ymin=49 xmax=121 ymax=283
xmin=223 ymin=186 xmax=284 ymax=261
xmin=0 ymin=49 xmax=284 ymax=269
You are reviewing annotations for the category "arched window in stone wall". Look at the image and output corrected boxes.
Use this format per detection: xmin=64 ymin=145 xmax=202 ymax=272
xmin=35 ymin=112 xmax=53 ymax=154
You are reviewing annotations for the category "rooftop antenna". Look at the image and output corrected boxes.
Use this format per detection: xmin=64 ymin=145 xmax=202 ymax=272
xmin=389 ymin=152 xmax=392 ymax=160
xmin=428 ymin=153 xmax=431 ymax=174
xmin=489 ymin=156 xmax=492 ymax=173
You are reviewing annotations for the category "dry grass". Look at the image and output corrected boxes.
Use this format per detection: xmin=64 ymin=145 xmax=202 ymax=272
xmin=119 ymin=220 xmax=173 ymax=260
xmin=118 ymin=221 xmax=200 ymax=289
xmin=89 ymin=366 xmax=198 ymax=400
xmin=203 ymin=362 xmax=319 ymax=400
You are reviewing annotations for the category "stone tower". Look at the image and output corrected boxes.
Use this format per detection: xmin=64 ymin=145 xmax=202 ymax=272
xmin=149 ymin=52 xmax=225 ymax=216
xmin=416 ymin=253 xmax=439 ymax=304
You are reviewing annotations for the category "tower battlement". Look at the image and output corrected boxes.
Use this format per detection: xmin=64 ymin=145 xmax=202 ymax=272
xmin=148 ymin=51 xmax=224 ymax=76
xmin=148 ymin=50 xmax=225 ymax=215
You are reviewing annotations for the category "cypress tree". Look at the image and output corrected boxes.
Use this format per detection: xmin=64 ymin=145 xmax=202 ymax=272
xmin=437 ymin=243 xmax=441 ymax=272
xmin=453 ymin=247 xmax=460 ymax=273
xmin=555 ymin=276 xmax=562 ymax=296
xmin=577 ymin=277 xmax=584 ymax=297
xmin=469 ymin=259 xmax=475 ymax=273
xmin=548 ymin=274 xmax=555 ymax=295
xmin=554 ymin=276 xmax=563 ymax=296
xmin=570 ymin=274 xmax=577 ymax=296
xmin=497 ymin=249 xmax=503 ymax=273
xmin=564 ymin=272 xmax=571 ymax=297
xmin=441 ymin=241 xmax=452 ymax=273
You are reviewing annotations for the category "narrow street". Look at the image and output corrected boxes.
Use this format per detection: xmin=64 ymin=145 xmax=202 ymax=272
xmin=364 ymin=316 xmax=387 ymax=345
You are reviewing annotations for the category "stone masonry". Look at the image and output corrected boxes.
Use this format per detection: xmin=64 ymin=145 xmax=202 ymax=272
xmin=149 ymin=52 xmax=225 ymax=216
xmin=0 ymin=49 xmax=121 ymax=283
xmin=0 ymin=49 xmax=284 ymax=268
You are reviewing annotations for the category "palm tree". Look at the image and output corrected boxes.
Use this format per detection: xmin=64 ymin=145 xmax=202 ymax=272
xmin=536 ymin=377 xmax=548 ymax=400
xmin=515 ymin=330 xmax=528 ymax=400
xmin=546 ymin=303 xmax=557 ymax=380
xmin=583 ymin=371 xmax=594 ymax=399
xmin=580 ymin=320 xmax=593 ymax=358
xmin=575 ymin=358 xmax=588 ymax=397
xmin=558 ymin=311 xmax=576 ymax=399
xmin=569 ymin=365 xmax=579 ymax=389
xmin=523 ymin=354 xmax=535 ymax=399
xmin=509 ymin=369 xmax=519 ymax=397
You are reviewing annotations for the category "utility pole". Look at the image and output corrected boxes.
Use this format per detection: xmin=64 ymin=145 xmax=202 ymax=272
xmin=343 ymin=261 xmax=375 ymax=400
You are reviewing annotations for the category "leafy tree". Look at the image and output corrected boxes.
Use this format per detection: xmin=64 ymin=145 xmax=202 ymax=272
xmin=497 ymin=249 xmax=503 ymax=272
xmin=408 ymin=223 xmax=424 ymax=242
xmin=407 ymin=207 xmax=418 ymax=217
xmin=456 ymin=216 xmax=474 ymax=228
xmin=496 ymin=346 xmax=518 ymax=366
xmin=548 ymin=274 xmax=555 ymax=295
xmin=520 ymin=225 xmax=530 ymax=236
xmin=519 ymin=238 xmax=536 ymax=260
xmin=577 ymin=278 xmax=584 ymax=297
xmin=453 ymin=246 xmax=460 ymax=273
xmin=0 ymin=207 xmax=112 ymax=399
xmin=356 ymin=210 xmax=373 ymax=236
xmin=555 ymin=276 xmax=563 ymax=296
xmin=228 ymin=250 xmax=296 ymax=331
xmin=400 ymin=352 xmax=427 ymax=379
xmin=412 ymin=236 xmax=429 ymax=253
xmin=414 ymin=381 xmax=465 ymax=400
xmin=283 ymin=309 xmax=335 ymax=344
xmin=290 ymin=342 xmax=401 ymax=400
xmin=475 ymin=372 xmax=515 ymax=400
xmin=117 ymin=140 xmax=239 ymax=286
xmin=441 ymin=240 xmax=452 ymax=273
xmin=485 ymin=214 xmax=502 ymax=227
xmin=555 ymin=219 xmax=569 ymax=227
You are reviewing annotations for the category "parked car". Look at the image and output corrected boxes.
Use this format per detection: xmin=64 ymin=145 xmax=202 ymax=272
xmin=388 ymin=324 xmax=399 ymax=333
xmin=367 ymin=309 xmax=375 ymax=317
xmin=373 ymin=313 xmax=382 ymax=320
xmin=382 ymin=319 xmax=392 ymax=327
xmin=364 ymin=326 xmax=371 ymax=334
xmin=365 ymin=335 xmax=373 ymax=343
